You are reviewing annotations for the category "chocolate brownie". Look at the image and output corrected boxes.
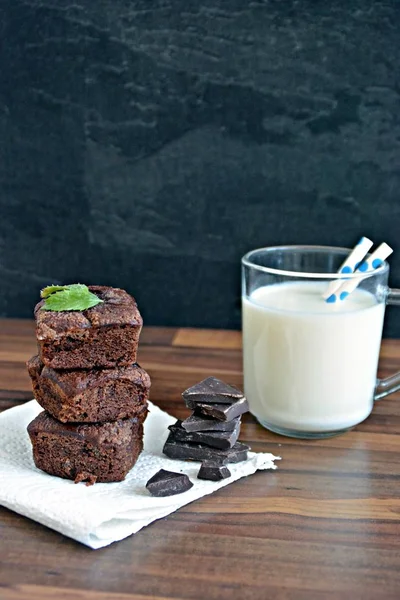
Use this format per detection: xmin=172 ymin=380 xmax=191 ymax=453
xmin=28 ymin=411 xmax=146 ymax=484
xmin=35 ymin=286 xmax=143 ymax=369
xmin=27 ymin=355 xmax=150 ymax=423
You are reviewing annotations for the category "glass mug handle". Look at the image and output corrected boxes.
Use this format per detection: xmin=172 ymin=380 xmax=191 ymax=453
xmin=375 ymin=288 xmax=400 ymax=400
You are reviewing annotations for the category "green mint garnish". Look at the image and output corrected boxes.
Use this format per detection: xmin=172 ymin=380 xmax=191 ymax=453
xmin=40 ymin=284 xmax=103 ymax=312
xmin=41 ymin=285 xmax=70 ymax=298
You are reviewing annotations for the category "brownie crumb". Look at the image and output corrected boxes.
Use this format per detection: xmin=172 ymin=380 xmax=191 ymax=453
xmin=74 ymin=472 xmax=98 ymax=486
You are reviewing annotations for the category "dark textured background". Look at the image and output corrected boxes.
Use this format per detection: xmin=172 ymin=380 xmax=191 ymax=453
xmin=1 ymin=1 xmax=399 ymax=333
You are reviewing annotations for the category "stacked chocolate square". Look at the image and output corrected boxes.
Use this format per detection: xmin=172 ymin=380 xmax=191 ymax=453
xmin=163 ymin=377 xmax=250 ymax=480
xmin=26 ymin=286 xmax=150 ymax=485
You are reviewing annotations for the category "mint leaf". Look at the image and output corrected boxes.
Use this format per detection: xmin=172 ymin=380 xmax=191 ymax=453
xmin=40 ymin=285 xmax=68 ymax=298
xmin=41 ymin=284 xmax=103 ymax=311
xmin=62 ymin=283 xmax=89 ymax=294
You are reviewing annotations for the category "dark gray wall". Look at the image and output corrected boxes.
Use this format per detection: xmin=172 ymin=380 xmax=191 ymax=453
xmin=1 ymin=1 xmax=400 ymax=333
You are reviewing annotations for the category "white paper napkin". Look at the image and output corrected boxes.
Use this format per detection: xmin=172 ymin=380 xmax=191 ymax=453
xmin=0 ymin=400 xmax=279 ymax=549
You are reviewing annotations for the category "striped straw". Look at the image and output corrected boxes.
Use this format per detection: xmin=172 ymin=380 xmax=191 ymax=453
xmin=333 ymin=242 xmax=393 ymax=301
xmin=323 ymin=236 xmax=373 ymax=302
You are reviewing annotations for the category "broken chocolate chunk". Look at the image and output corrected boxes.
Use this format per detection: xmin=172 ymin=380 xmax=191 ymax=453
xmin=168 ymin=419 xmax=240 ymax=450
xmin=146 ymin=469 xmax=193 ymax=497
xmin=197 ymin=460 xmax=232 ymax=481
xmin=186 ymin=396 xmax=249 ymax=422
xmin=182 ymin=376 xmax=244 ymax=405
xmin=163 ymin=434 xmax=249 ymax=463
xmin=182 ymin=413 xmax=240 ymax=432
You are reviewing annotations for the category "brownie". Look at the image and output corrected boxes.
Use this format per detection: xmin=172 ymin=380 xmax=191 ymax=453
xmin=35 ymin=286 xmax=143 ymax=369
xmin=27 ymin=355 xmax=150 ymax=423
xmin=28 ymin=411 xmax=146 ymax=484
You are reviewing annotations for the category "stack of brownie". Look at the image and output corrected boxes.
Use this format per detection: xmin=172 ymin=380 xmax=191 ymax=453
xmin=163 ymin=377 xmax=250 ymax=479
xmin=26 ymin=286 xmax=150 ymax=485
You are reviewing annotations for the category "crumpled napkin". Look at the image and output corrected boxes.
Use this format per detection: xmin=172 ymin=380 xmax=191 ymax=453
xmin=0 ymin=400 xmax=279 ymax=549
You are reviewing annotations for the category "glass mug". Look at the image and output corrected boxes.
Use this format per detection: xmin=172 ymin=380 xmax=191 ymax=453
xmin=241 ymin=245 xmax=400 ymax=439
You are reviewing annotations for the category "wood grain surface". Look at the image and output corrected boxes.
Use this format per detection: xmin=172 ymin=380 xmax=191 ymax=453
xmin=1 ymin=319 xmax=400 ymax=600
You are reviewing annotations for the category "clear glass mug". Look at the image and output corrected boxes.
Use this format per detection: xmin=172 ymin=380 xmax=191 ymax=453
xmin=241 ymin=245 xmax=400 ymax=439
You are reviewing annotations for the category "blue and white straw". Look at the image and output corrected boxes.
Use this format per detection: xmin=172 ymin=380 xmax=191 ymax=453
xmin=323 ymin=236 xmax=373 ymax=302
xmin=332 ymin=242 xmax=393 ymax=302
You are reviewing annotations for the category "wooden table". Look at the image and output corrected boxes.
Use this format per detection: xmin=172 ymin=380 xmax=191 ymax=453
xmin=1 ymin=319 xmax=400 ymax=600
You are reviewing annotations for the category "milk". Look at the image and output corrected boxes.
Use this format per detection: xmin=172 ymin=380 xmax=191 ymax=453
xmin=242 ymin=281 xmax=385 ymax=433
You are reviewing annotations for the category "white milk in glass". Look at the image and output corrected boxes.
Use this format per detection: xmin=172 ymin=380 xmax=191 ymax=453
xmin=242 ymin=281 xmax=385 ymax=432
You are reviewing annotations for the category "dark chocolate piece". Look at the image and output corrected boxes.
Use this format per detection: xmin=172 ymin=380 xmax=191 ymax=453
xmin=146 ymin=469 xmax=193 ymax=497
xmin=163 ymin=434 xmax=249 ymax=463
xmin=181 ymin=413 xmax=240 ymax=432
xmin=182 ymin=377 xmax=243 ymax=405
xmin=197 ymin=461 xmax=232 ymax=481
xmin=186 ymin=397 xmax=249 ymax=422
xmin=168 ymin=420 xmax=240 ymax=450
